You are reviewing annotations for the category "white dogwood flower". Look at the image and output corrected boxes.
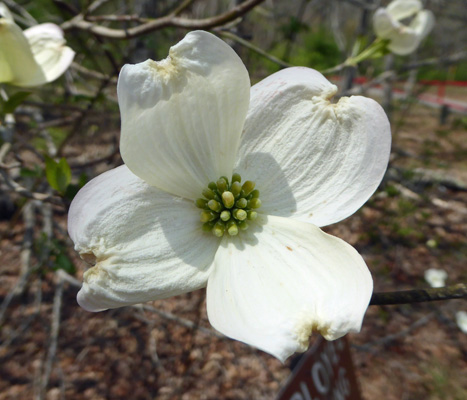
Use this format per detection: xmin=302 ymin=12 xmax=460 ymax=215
xmin=456 ymin=311 xmax=467 ymax=334
xmin=68 ymin=31 xmax=391 ymax=361
xmin=0 ymin=2 xmax=74 ymax=87
xmin=424 ymin=268 xmax=447 ymax=288
xmin=373 ymin=0 xmax=435 ymax=55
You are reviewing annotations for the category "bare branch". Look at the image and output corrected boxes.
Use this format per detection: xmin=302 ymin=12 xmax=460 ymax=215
xmin=0 ymin=169 xmax=64 ymax=206
xmin=0 ymin=143 xmax=20 ymax=169
xmin=370 ymin=283 xmax=467 ymax=306
xmin=137 ymin=304 xmax=226 ymax=340
xmin=61 ymin=0 xmax=266 ymax=39
xmin=171 ymin=0 xmax=197 ymax=17
xmin=341 ymin=0 xmax=379 ymax=10
xmin=0 ymin=201 xmax=35 ymax=325
xmin=86 ymin=0 xmax=117 ymax=15
xmin=355 ymin=313 xmax=434 ymax=352
xmin=3 ymin=0 xmax=37 ymax=26
xmin=85 ymin=14 xmax=145 ymax=23
xmin=399 ymin=51 xmax=467 ymax=71
xmin=71 ymin=62 xmax=117 ymax=84
xmin=342 ymin=51 xmax=467 ymax=96
xmin=40 ymin=276 xmax=64 ymax=400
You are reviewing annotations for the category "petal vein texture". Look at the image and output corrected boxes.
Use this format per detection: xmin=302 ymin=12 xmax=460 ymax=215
xmin=69 ymin=165 xmax=218 ymax=311
xmin=235 ymin=67 xmax=391 ymax=227
xmin=207 ymin=215 xmax=373 ymax=362
xmin=118 ymin=31 xmax=250 ymax=200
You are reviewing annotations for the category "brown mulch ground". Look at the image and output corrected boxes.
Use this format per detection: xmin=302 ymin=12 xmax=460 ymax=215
xmin=0 ymin=101 xmax=466 ymax=400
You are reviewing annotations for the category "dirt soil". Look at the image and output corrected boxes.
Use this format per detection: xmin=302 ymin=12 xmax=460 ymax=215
xmin=0 ymin=101 xmax=466 ymax=400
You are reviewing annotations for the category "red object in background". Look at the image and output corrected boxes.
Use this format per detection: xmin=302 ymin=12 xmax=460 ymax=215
xmin=276 ymin=336 xmax=361 ymax=400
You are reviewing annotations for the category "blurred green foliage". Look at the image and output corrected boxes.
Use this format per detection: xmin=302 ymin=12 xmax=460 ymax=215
xmin=45 ymin=156 xmax=71 ymax=195
xmin=275 ymin=27 xmax=341 ymax=71
xmin=0 ymin=91 xmax=31 ymax=116
xmin=35 ymin=233 xmax=76 ymax=274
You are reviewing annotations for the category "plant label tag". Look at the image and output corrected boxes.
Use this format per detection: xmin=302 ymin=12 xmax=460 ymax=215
xmin=277 ymin=336 xmax=361 ymax=400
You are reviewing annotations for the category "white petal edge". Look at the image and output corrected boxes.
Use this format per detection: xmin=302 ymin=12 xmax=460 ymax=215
xmin=387 ymin=10 xmax=434 ymax=56
xmin=0 ymin=3 xmax=13 ymax=21
xmin=118 ymin=30 xmax=250 ymax=200
xmin=0 ymin=16 xmax=46 ymax=86
xmin=373 ymin=8 xmax=399 ymax=39
xmin=386 ymin=25 xmax=420 ymax=56
xmin=235 ymin=67 xmax=391 ymax=227
xmin=68 ymin=165 xmax=220 ymax=312
xmin=456 ymin=311 xmax=467 ymax=334
xmin=410 ymin=10 xmax=435 ymax=39
xmin=386 ymin=0 xmax=422 ymax=21
xmin=424 ymin=268 xmax=447 ymax=288
xmin=206 ymin=215 xmax=373 ymax=362
xmin=23 ymin=23 xmax=75 ymax=85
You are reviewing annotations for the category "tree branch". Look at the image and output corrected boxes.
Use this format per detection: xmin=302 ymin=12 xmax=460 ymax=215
xmin=217 ymin=30 xmax=292 ymax=68
xmin=399 ymin=50 xmax=467 ymax=72
xmin=370 ymin=283 xmax=467 ymax=306
xmin=61 ymin=0 xmax=266 ymax=39
xmin=0 ymin=169 xmax=64 ymax=206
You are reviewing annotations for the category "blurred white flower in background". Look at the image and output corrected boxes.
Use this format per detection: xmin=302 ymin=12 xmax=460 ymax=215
xmin=373 ymin=0 xmax=435 ymax=55
xmin=68 ymin=31 xmax=392 ymax=361
xmin=0 ymin=2 xmax=74 ymax=87
xmin=456 ymin=311 xmax=467 ymax=334
xmin=424 ymin=268 xmax=447 ymax=288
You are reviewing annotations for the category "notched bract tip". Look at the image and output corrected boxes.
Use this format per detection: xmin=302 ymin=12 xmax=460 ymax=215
xmin=147 ymin=56 xmax=180 ymax=82
xmin=294 ymin=314 xmax=332 ymax=353
xmin=80 ymin=251 xmax=97 ymax=266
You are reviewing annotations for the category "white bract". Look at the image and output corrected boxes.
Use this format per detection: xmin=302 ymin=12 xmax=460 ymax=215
xmin=0 ymin=2 xmax=74 ymax=87
xmin=456 ymin=311 xmax=467 ymax=334
xmin=424 ymin=268 xmax=447 ymax=288
xmin=68 ymin=31 xmax=391 ymax=361
xmin=373 ymin=0 xmax=435 ymax=55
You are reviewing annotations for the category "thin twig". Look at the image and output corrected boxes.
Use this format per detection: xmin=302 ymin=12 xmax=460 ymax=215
xmin=217 ymin=30 xmax=292 ymax=68
xmin=171 ymin=0 xmax=197 ymax=16
xmin=0 ymin=143 xmax=20 ymax=168
xmin=137 ymin=304 xmax=226 ymax=340
xmin=71 ymin=62 xmax=118 ymax=84
xmin=40 ymin=276 xmax=64 ymax=400
xmin=341 ymin=52 xmax=467 ymax=96
xmin=56 ymin=269 xmax=81 ymax=287
xmin=57 ymin=272 xmax=227 ymax=343
xmin=399 ymin=51 xmax=467 ymax=72
xmin=0 ymin=277 xmax=42 ymax=351
xmin=3 ymin=0 xmax=37 ymax=26
xmin=132 ymin=309 xmax=165 ymax=371
xmin=85 ymin=0 xmax=113 ymax=15
xmin=0 ymin=169 xmax=64 ymax=206
xmin=57 ymin=75 xmax=113 ymax=156
xmin=342 ymin=0 xmax=378 ymax=10
xmin=68 ymin=145 xmax=119 ymax=169
xmin=355 ymin=313 xmax=434 ymax=352
xmin=0 ymin=201 xmax=35 ymax=325
xmin=85 ymin=14 xmax=144 ymax=22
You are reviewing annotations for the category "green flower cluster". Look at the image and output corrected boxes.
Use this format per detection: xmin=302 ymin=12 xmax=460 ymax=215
xmin=195 ymin=173 xmax=261 ymax=237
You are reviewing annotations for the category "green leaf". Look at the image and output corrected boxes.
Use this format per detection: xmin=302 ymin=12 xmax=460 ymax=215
xmin=64 ymin=173 xmax=88 ymax=200
xmin=57 ymin=157 xmax=72 ymax=192
xmin=45 ymin=156 xmax=71 ymax=194
xmin=54 ymin=252 xmax=76 ymax=274
xmin=78 ymin=172 xmax=88 ymax=188
xmin=2 ymin=91 xmax=31 ymax=114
